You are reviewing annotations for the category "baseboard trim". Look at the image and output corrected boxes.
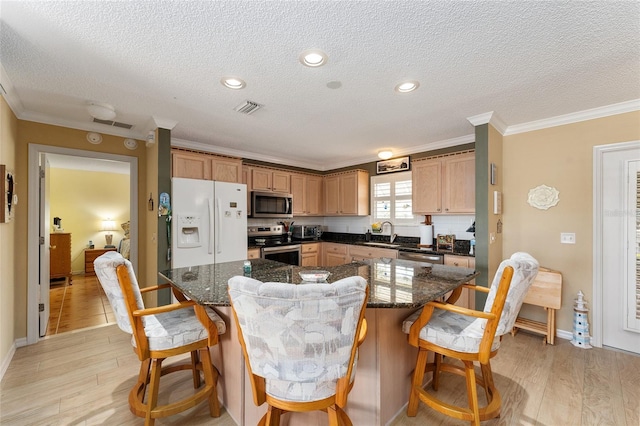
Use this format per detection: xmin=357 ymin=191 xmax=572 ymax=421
xmin=0 ymin=341 xmax=17 ymax=382
xmin=556 ymin=329 xmax=573 ymax=341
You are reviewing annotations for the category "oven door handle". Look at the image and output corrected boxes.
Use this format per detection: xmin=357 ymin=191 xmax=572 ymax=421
xmin=262 ymin=245 xmax=302 ymax=254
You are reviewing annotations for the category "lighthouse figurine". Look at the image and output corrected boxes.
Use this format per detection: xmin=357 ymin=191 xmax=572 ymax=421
xmin=571 ymin=291 xmax=592 ymax=349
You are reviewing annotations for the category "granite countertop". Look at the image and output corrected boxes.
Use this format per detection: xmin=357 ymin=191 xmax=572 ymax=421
xmin=159 ymin=258 xmax=478 ymax=309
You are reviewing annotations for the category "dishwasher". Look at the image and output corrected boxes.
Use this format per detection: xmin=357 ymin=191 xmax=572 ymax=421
xmin=398 ymin=251 xmax=444 ymax=264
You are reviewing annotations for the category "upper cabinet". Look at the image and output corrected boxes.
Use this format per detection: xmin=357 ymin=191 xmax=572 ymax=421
xmin=412 ymin=151 xmax=475 ymax=214
xmin=250 ymin=167 xmax=291 ymax=193
xmin=171 ymin=149 xmax=242 ymax=183
xmin=291 ymin=173 xmax=324 ymax=216
xmin=324 ymin=170 xmax=369 ymax=216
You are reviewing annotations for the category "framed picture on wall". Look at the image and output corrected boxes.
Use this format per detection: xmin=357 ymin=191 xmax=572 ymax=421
xmin=376 ymin=156 xmax=410 ymax=174
xmin=0 ymin=164 xmax=15 ymax=223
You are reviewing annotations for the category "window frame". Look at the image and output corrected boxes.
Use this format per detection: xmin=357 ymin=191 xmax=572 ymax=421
xmin=370 ymin=171 xmax=418 ymax=226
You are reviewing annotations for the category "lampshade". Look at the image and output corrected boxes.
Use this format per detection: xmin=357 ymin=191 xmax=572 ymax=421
xmin=466 ymin=221 xmax=476 ymax=233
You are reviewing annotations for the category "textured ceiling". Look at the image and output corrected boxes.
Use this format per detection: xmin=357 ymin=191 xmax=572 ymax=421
xmin=1 ymin=1 xmax=639 ymax=170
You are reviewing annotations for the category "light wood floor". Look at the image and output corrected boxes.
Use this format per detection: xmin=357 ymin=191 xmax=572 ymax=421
xmin=47 ymin=275 xmax=115 ymax=336
xmin=2 ymin=324 xmax=638 ymax=426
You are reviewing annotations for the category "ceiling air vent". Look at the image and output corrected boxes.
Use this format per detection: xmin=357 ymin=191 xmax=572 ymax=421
xmin=234 ymin=100 xmax=263 ymax=115
xmin=92 ymin=118 xmax=134 ymax=129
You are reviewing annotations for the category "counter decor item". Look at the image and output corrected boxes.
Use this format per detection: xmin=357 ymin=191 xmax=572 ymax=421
xmin=371 ymin=222 xmax=382 ymax=233
xmin=299 ymin=270 xmax=331 ymax=283
xmin=418 ymin=215 xmax=433 ymax=249
xmin=436 ymin=234 xmax=455 ymax=252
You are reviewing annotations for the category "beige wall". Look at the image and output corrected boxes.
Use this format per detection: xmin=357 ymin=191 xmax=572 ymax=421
xmin=0 ymin=96 xmax=18 ymax=365
xmin=503 ymin=111 xmax=640 ymax=332
xmin=49 ymin=168 xmax=130 ymax=273
xmin=14 ymin=121 xmax=148 ymax=340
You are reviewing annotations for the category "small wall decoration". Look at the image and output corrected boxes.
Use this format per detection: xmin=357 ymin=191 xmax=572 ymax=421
xmin=376 ymin=156 xmax=410 ymax=174
xmin=0 ymin=165 xmax=16 ymax=223
xmin=527 ymin=184 xmax=560 ymax=210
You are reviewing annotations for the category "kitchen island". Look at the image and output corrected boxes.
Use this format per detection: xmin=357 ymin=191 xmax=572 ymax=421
xmin=160 ymin=258 xmax=478 ymax=425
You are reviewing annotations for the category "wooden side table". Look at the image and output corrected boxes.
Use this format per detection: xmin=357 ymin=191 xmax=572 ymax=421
xmin=84 ymin=248 xmax=117 ymax=276
xmin=512 ymin=267 xmax=563 ymax=345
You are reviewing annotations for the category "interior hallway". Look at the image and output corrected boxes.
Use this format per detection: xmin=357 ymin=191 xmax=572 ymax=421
xmin=47 ymin=275 xmax=115 ymax=336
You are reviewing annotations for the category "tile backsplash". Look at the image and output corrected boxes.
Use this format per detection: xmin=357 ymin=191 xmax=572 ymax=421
xmin=250 ymin=214 xmax=475 ymax=241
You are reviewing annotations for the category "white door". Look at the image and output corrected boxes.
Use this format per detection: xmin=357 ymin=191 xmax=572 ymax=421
xmin=39 ymin=155 xmax=51 ymax=337
xmin=597 ymin=142 xmax=640 ymax=354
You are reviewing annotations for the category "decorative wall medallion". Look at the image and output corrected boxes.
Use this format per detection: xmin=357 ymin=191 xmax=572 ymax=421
xmin=527 ymin=184 xmax=560 ymax=210
xmin=123 ymin=138 xmax=138 ymax=150
xmin=86 ymin=132 xmax=102 ymax=144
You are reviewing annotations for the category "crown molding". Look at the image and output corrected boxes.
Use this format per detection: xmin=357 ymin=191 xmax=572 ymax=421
xmin=466 ymin=111 xmax=507 ymax=134
xmin=503 ymin=99 xmax=640 ymax=135
xmin=152 ymin=116 xmax=178 ymax=130
xmin=0 ymin=62 xmax=25 ymax=118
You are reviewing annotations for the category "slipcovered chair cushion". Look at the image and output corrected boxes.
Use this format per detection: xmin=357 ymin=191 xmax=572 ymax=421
xmin=94 ymin=251 xmax=226 ymax=350
xmin=402 ymin=252 xmax=539 ymax=353
xmin=228 ymin=275 xmax=367 ymax=402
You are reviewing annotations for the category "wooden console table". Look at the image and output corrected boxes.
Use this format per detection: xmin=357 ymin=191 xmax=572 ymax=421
xmin=84 ymin=248 xmax=117 ymax=275
xmin=512 ymin=267 xmax=562 ymax=345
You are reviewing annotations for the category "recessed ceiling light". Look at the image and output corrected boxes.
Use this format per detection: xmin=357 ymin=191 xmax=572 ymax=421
xmin=378 ymin=150 xmax=393 ymax=160
xmin=395 ymin=81 xmax=420 ymax=93
xmin=221 ymin=77 xmax=246 ymax=89
xmin=299 ymin=49 xmax=328 ymax=67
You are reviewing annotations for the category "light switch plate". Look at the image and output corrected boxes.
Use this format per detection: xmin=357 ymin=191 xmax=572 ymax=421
xmin=561 ymin=233 xmax=576 ymax=244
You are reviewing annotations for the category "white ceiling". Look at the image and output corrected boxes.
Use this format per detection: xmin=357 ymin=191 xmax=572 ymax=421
xmin=1 ymin=1 xmax=639 ymax=171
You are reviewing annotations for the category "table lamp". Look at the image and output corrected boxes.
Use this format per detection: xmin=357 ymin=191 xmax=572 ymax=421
xmin=102 ymin=219 xmax=116 ymax=248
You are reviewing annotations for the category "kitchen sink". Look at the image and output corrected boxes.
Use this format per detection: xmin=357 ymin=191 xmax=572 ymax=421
xmin=363 ymin=242 xmax=401 ymax=248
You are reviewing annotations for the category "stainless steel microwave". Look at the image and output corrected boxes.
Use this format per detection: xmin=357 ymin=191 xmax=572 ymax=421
xmin=251 ymin=191 xmax=293 ymax=218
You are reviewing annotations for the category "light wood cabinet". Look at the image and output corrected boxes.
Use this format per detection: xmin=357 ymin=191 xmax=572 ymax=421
xmin=247 ymin=248 xmax=261 ymax=259
xmin=444 ymin=254 xmax=476 ymax=309
xmin=322 ymin=243 xmax=350 ymax=267
xmin=291 ymin=173 xmax=323 ymax=216
xmin=413 ymin=151 xmax=475 ymax=214
xmin=50 ymin=233 xmax=72 ymax=282
xmin=84 ymin=248 xmax=117 ymax=276
xmin=301 ymin=243 xmax=321 ymax=267
xmin=349 ymin=245 xmax=398 ymax=262
xmin=324 ymin=170 xmax=369 ymax=216
xmin=250 ymin=167 xmax=291 ymax=193
xmin=171 ymin=149 xmax=242 ymax=183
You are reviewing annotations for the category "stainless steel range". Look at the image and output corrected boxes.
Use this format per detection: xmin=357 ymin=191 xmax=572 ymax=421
xmin=248 ymin=225 xmax=301 ymax=266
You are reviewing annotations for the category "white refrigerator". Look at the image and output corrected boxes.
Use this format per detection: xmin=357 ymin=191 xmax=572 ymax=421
xmin=171 ymin=178 xmax=248 ymax=268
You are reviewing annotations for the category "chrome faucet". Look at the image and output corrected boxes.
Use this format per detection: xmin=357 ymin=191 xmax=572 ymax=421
xmin=380 ymin=221 xmax=397 ymax=243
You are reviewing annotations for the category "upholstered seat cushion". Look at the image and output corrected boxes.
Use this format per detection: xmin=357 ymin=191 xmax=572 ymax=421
xmin=134 ymin=307 xmax=226 ymax=351
xmin=402 ymin=309 xmax=500 ymax=353
xmin=94 ymin=251 xmax=226 ymax=351
xmin=402 ymin=252 xmax=539 ymax=354
xmin=228 ymin=275 xmax=367 ymax=402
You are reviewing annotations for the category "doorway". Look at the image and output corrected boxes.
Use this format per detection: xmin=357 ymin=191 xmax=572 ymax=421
xmin=593 ymin=140 xmax=640 ymax=354
xmin=27 ymin=144 xmax=138 ymax=345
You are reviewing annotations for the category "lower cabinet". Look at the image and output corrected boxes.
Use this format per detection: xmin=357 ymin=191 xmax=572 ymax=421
xmin=444 ymin=254 xmax=476 ymax=309
xmin=348 ymin=245 xmax=398 ymax=262
xmin=301 ymin=243 xmax=321 ymax=267
xmin=322 ymin=243 xmax=349 ymax=267
xmin=247 ymin=248 xmax=261 ymax=260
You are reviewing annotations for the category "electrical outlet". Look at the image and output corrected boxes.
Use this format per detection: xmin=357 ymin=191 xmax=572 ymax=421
xmin=561 ymin=233 xmax=576 ymax=244
xmin=490 ymin=232 xmax=496 ymax=244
